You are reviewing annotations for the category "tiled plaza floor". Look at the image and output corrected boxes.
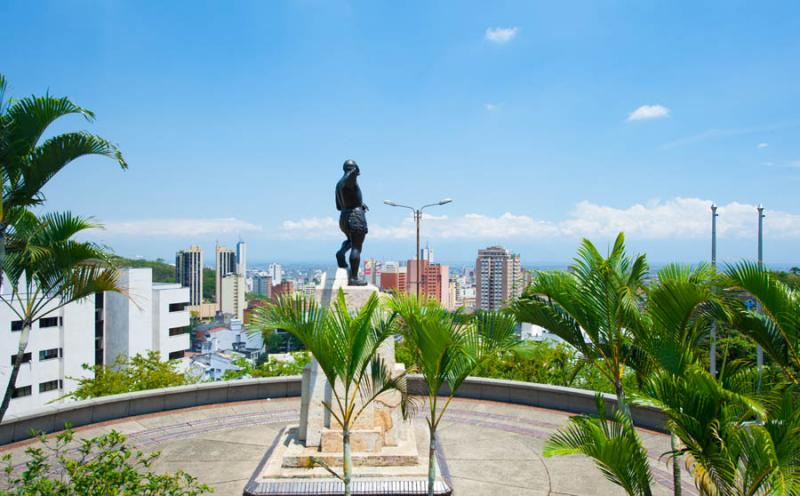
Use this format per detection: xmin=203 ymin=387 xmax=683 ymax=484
xmin=0 ymin=397 xmax=695 ymax=496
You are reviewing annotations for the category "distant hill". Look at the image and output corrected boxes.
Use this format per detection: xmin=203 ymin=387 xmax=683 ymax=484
xmin=112 ymin=256 xmax=216 ymax=302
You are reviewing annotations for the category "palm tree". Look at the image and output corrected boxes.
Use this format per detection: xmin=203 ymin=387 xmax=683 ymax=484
xmin=0 ymin=73 xmax=126 ymax=291
xmin=253 ymin=291 xmax=410 ymax=496
xmin=724 ymin=261 xmax=800 ymax=384
xmin=0 ymin=211 xmax=122 ymax=421
xmin=389 ymin=295 xmax=518 ymax=496
xmin=512 ymin=233 xmax=648 ymax=412
xmin=634 ymin=263 xmax=727 ymax=496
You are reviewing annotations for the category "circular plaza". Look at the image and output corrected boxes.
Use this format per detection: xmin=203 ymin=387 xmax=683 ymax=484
xmin=0 ymin=377 xmax=694 ymax=496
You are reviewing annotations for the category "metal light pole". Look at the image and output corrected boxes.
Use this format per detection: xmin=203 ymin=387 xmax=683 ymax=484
xmin=757 ymin=205 xmax=765 ymax=390
xmin=710 ymin=203 xmax=718 ymax=376
xmin=384 ymin=198 xmax=453 ymax=298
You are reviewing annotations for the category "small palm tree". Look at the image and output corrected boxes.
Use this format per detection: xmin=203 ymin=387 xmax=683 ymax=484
xmin=389 ymin=295 xmax=518 ymax=496
xmin=724 ymin=261 xmax=800 ymax=384
xmin=0 ymin=211 xmax=122 ymax=421
xmin=545 ymin=395 xmax=655 ymax=496
xmin=0 ymin=73 xmax=126 ymax=291
xmin=512 ymin=233 xmax=647 ymax=412
xmin=253 ymin=291 xmax=410 ymax=496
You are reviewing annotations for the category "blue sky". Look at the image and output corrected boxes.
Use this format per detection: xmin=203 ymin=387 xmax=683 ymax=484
xmin=2 ymin=1 xmax=799 ymax=266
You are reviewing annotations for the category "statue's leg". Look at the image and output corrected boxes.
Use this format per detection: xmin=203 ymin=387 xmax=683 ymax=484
xmin=348 ymin=232 xmax=367 ymax=285
xmin=336 ymin=238 xmax=351 ymax=269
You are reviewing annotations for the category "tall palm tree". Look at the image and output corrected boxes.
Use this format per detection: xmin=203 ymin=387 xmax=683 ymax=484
xmin=0 ymin=211 xmax=122 ymax=421
xmin=634 ymin=263 xmax=727 ymax=496
xmin=724 ymin=261 xmax=800 ymax=384
xmin=253 ymin=291 xmax=410 ymax=496
xmin=0 ymin=73 xmax=126 ymax=290
xmin=389 ymin=295 xmax=518 ymax=496
xmin=512 ymin=233 xmax=648 ymax=412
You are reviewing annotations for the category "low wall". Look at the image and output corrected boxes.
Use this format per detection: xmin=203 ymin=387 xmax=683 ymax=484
xmin=0 ymin=375 xmax=665 ymax=445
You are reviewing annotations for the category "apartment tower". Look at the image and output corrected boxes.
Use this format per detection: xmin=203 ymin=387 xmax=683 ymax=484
xmin=475 ymin=246 xmax=522 ymax=311
xmin=176 ymin=245 xmax=203 ymax=305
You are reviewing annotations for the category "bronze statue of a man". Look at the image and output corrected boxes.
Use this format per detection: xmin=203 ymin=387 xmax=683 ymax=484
xmin=335 ymin=159 xmax=369 ymax=286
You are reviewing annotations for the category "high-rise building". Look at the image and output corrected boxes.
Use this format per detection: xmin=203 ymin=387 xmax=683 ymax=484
xmin=421 ymin=242 xmax=435 ymax=264
xmin=236 ymin=240 xmax=247 ymax=276
xmin=215 ymin=245 xmax=236 ymax=311
xmin=271 ymin=280 xmax=296 ymax=301
xmin=380 ymin=261 xmax=407 ymax=294
xmin=268 ymin=263 xmax=283 ymax=285
xmin=363 ymin=259 xmax=380 ymax=286
xmin=175 ymin=245 xmax=203 ymax=305
xmin=220 ymin=273 xmax=246 ymax=321
xmin=475 ymin=246 xmax=522 ymax=311
xmin=407 ymin=259 xmax=450 ymax=306
xmin=252 ymin=272 xmax=273 ymax=298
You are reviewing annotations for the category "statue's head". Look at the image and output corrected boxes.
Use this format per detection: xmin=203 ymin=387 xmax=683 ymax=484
xmin=343 ymin=159 xmax=360 ymax=176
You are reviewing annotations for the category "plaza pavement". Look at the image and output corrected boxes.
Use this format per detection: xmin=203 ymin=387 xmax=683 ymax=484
xmin=0 ymin=397 xmax=696 ymax=495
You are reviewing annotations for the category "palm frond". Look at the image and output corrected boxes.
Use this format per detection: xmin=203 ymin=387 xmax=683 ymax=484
xmin=544 ymin=394 xmax=654 ymax=496
xmin=5 ymin=93 xmax=95 ymax=161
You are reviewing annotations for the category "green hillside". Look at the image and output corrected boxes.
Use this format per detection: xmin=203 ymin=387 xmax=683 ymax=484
xmin=112 ymin=256 xmax=216 ymax=302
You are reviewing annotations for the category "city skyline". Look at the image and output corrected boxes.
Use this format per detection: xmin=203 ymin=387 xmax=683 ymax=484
xmin=2 ymin=1 xmax=799 ymax=263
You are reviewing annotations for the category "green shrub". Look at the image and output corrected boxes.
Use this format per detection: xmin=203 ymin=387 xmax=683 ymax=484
xmin=0 ymin=429 xmax=211 ymax=495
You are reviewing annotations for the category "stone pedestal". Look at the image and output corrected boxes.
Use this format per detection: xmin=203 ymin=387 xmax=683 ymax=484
xmin=244 ymin=269 xmax=451 ymax=495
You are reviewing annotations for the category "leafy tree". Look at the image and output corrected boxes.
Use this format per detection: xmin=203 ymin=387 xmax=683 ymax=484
xmin=471 ymin=340 xmax=621 ymax=393
xmin=0 ymin=212 xmax=122 ymax=421
xmin=0 ymin=73 xmax=126 ymax=292
xmin=202 ymin=267 xmax=215 ymax=301
xmin=68 ymin=351 xmax=190 ymax=400
xmin=389 ymin=295 xmax=517 ymax=496
xmin=221 ymin=352 xmax=311 ymax=380
xmin=254 ymin=291 xmax=411 ymax=496
xmin=111 ymin=255 xmax=176 ymax=283
xmin=0 ymin=428 xmax=210 ymax=495
xmin=513 ymin=233 xmax=648 ymax=413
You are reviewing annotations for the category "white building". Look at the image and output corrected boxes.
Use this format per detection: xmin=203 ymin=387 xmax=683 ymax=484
xmin=236 ymin=240 xmax=247 ymax=276
xmin=519 ymin=322 xmax=564 ymax=343
xmin=220 ymin=273 xmax=245 ymax=321
xmin=268 ymin=263 xmax=283 ymax=285
xmin=0 ymin=287 xmax=96 ymax=416
xmin=0 ymin=267 xmax=191 ymax=417
xmin=105 ymin=268 xmax=191 ymax=363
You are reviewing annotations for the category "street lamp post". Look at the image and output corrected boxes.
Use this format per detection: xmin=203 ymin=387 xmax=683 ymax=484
xmin=384 ymin=198 xmax=453 ymax=299
xmin=757 ymin=205 xmax=765 ymax=390
xmin=710 ymin=203 xmax=718 ymax=376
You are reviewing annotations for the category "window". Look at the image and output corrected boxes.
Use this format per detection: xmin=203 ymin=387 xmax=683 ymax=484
xmin=11 ymin=386 xmax=31 ymax=398
xmin=168 ymin=350 xmax=185 ymax=360
xmin=39 ymin=380 xmax=62 ymax=393
xmin=169 ymin=325 xmax=190 ymax=336
xmin=10 ymin=353 xmax=32 ymax=365
xmin=10 ymin=320 xmax=23 ymax=332
xmin=39 ymin=317 xmax=60 ymax=328
xmin=169 ymin=302 xmax=189 ymax=312
xmin=39 ymin=348 xmax=62 ymax=361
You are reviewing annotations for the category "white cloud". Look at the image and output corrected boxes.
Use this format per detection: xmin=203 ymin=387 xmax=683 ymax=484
xmin=627 ymin=104 xmax=670 ymax=122
xmin=279 ymin=198 xmax=800 ymax=241
xmin=97 ymin=217 xmax=262 ymax=237
xmin=484 ymin=103 xmax=500 ymax=111
xmin=485 ymin=27 xmax=519 ymax=44
xmin=757 ymin=142 xmax=769 ymax=149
